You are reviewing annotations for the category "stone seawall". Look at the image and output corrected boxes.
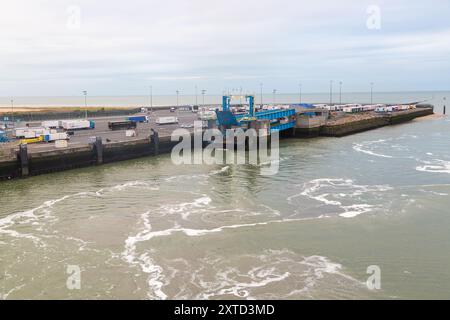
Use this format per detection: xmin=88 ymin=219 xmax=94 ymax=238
xmin=0 ymin=134 xmax=184 ymax=181
xmin=317 ymin=107 xmax=433 ymax=137
xmin=321 ymin=116 xmax=390 ymax=137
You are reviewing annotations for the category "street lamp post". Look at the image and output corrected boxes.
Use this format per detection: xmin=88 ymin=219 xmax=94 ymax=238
xmin=299 ymin=83 xmax=302 ymax=104
xmin=273 ymin=89 xmax=277 ymax=105
xmin=11 ymin=99 xmax=14 ymax=123
xmin=82 ymin=91 xmax=87 ymax=118
xmin=339 ymin=81 xmax=342 ymax=105
xmin=260 ymin=83 xmax=263 ymax=107
xmin=370 ymin=82 xmax=374 ymax=104
xmin=444 ymin=97 xmax=447 ymax=115
xmin=201 ymin=89 xmax=206 ymax=106
xmin=195 ymin=85 xmax=198 ymax=106
xmin=329 ymin=80 xmax=333 ymax=105
xmin=149 ymin=86 xmax=153 ymax=112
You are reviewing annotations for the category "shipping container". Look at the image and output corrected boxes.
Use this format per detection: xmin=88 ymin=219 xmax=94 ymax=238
xmin=43 ymin=132 xmax=69 ymax=142
xmin=127 ymin=115 xmax=149 ymax=123
xmin=14 ymin=127 xmax=49 ymax=138
xmin=108 ymin=120 xmax=137 ymax=130
xmin=156 ymin=116 xmax=179 ymax=125
xmin=42 ymin=120 xmax=60 ymax=128
xmin=61 ymin=120 xmax=95 ymax=130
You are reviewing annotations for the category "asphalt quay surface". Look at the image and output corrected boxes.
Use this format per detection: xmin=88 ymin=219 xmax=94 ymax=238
xmin=6 ymin=109 xmax=201 ymax=154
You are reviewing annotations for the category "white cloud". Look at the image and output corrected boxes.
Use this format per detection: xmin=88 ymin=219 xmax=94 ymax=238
xmin=0 ymin=0 xmax=449 ymax=96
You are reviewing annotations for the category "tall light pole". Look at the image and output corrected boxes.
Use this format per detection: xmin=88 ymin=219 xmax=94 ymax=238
xmin=176 ymin=90 xmax=180 ymax=107
xmin=329 ymin=80 xmax=333 ymax=105
xmin=339 ymin=81 xmax=342 ymax=104
xmin=82 ymin=90 xmax=87 ymax=118
xmin=201 ymin=89 xmax=206 ymax=106
xmin=299 ymin=83 xmax=302 ymax=104
xmin=149 ymin=86 xmax=153 ymax=112
xmin=239 ymin=87 xmax=242 ymax=105
xmin=444 ymin=96 xmax=447 ymax=115
xmin=11 ymin=99 xmax=14 ymax=123
xmin=195 ymin=85 xmax=198 ymax=106
xmin=260 ymin=83 xmax=263 ymax=107
xmin=273 ymin=89 xmax=277 ymax=105
xmin=370 ymin=82 xmax=374 ymax=104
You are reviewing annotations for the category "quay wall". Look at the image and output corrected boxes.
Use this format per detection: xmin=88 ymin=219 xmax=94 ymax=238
xmin=321 ymin=116 xmax=390 ymax=137
xmin=0 ymin=134 xmax=184 ymax=180
xmin=0 ymin=107 xmax=434 ymax=181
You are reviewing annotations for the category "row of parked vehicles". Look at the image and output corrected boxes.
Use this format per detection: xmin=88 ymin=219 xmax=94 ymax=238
xmin=107 ymin=115 xmax=179 ymax=131
xmin=13 ymin=119 xmax=97 ymax=144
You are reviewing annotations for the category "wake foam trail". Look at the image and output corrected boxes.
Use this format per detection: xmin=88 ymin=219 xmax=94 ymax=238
xmin=0 ymin=180 xmax=157 ymax=246
xmin=178 ymin=249 xmax=366 ymax=299
xmin=121 ymin=208 xmax=325 ymax=299
xmin=122 ymin=211 xmax=167 ymax=300
xmin=353 ymin=139 xmax=393 ymax=158
xmin=288 ymin=178 xmax=392 ymax=218
xmin=159 ymin=196 xmax=212 ymax=220
xmin=416 ymin=159 xmax=450 ymax=174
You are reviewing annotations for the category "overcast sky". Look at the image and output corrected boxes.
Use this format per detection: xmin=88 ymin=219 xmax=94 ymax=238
xmin=1 ymin=0 xmax=449 ymax=96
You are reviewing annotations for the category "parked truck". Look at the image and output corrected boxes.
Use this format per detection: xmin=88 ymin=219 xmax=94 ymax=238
xmin=156 ymin=116 xmax=178 ymax=125
xmin=41 ymin=120 xmax=60 ymax=128
xmin=14 ymin=127 xmax=50 ymax=138
xmin=108 ymin=120 xmax=137 ymax=131
xmin=61 ymin=120 xmax=95 ymax=130
xmin=127 ymin=115 xmax=149 ymax=123
xmin=43 ymin=132 xmax=69 ymax=142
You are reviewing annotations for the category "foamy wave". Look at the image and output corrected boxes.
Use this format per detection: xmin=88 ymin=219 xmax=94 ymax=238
xmin=0 ymin=180 xmax=158 ymax=245
xmin=159 ymin=196 xmax=212 ymax=220
xmin=353 ymin=140 xmax=393 ymax=158
xmin=416 ymin=159 xmax=450 ymax=174
xmin=121 ymin=212 xmax=323 ymax=299
xmin=210 ymin=166 xmax=231 ymax=175
xmin=288 ymin=178 xmax=391 ymax=218
xmin=122 ymin=211 xmax=167 ymax=299
xmin=180 ymin=250 xmax=365 ymax=299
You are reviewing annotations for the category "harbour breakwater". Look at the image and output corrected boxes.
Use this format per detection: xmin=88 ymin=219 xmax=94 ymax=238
xmin=0 ymin=106 xmax=434 ymax=181
xmin=294 ymin=106 xmax=434 ymax=137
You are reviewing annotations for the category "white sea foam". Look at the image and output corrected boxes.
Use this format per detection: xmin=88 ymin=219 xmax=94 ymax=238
xmin=159 ymin=196 xmax=212 ymax=220
xmin=416 ymin=159 xmax=450 ymax=174
xmin=185 ymin=250 xmax=365 ymax=299
xmin=121 ymin=211 xmax=325 ymax=299
xmin=0 ymin=180 xmax=157 ymax=245
xmin=122 ymin=212 xmax=168 ymax=300
xmin=353 ymin=139 xmax=394 ymax=158
xmin=210 ymin=166 xmax=231 ymax=175
xmin=339 ymin=204 xmax=376 ymax=218
xmin=288 ymin=178 xmax=391 ymax=219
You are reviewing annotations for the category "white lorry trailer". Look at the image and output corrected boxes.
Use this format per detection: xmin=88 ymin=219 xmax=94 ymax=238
xmin=156 ymin=116 xmax=179 ymax=125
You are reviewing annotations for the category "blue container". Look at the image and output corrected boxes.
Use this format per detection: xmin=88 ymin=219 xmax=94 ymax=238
xmin=128 ymin=116 xmax=148 ymax=123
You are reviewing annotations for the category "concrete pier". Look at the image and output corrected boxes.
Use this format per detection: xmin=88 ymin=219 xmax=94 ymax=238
xmin=0 ymin=106 xmax=434 ymax=181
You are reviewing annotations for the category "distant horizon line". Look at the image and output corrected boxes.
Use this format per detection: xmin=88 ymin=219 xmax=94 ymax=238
xmin=0 ymin=89 xmax=448 ymax=99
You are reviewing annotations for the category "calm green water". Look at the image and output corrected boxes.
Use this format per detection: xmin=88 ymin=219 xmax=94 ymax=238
xmin=1 ymin=94 xmax=450 ymax=299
